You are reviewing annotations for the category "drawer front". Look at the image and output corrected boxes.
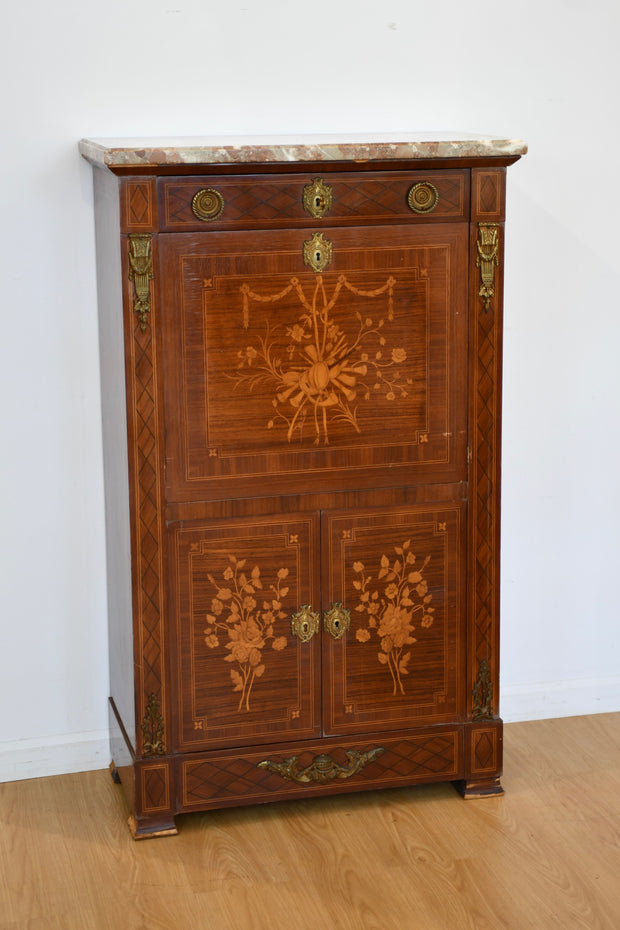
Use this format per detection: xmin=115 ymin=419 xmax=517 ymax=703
xmin=178 ymin=726 xmax=463 ymax=810
xmin=158 ymin=170 xmax=468 ymax=232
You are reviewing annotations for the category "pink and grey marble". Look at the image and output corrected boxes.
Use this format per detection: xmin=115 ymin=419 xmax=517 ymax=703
xmin=79 ymin=133 xmax=527 ymax=169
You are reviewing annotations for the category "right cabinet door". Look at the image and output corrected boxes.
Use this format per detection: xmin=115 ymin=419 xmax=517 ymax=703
xmin=322 ymin=503 xmax=466 ymax=736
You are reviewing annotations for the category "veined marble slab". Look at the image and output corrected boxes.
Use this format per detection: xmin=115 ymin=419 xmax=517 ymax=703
xmin=79 ymin=133 xmax=527 ymax=168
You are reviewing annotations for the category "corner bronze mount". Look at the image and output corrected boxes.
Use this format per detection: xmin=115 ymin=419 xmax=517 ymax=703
xmin=472 ymin=659 xmax=494 ymax=719
xmin=258 ymin=747 xmax=384 ymax=784
xmin=128 ymin=233 xmax=154 ymax=332
xmin=476 ymin=223 xmax=499 ymax=311
xmin=141 ymin=692 xmax=166 ymax=756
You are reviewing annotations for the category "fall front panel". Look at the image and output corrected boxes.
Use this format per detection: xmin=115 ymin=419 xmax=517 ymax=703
xmin=322 ymin=503 xmax=466 ymax=736
xmin=159 ymin=224 xmax=468 ymax=501
xmin=169 ymin=514 xmax=321 ymax=751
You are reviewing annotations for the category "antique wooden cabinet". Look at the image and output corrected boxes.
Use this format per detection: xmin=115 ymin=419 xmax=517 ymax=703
xmin=80 ymin=134 xmax=526 ymax=838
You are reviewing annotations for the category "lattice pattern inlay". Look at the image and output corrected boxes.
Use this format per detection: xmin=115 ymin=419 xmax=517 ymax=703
xmin=130 ymin=288 xmax=166 ymax=755
xmin=182 ymin=734 xmax=458 ymax=807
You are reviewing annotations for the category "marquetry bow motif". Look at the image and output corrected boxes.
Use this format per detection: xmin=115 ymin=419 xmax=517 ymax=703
xmin=233 ymin=274 xmax=411 ymax=445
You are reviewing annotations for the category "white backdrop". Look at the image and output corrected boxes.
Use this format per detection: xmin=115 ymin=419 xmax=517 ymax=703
xmin=1 ymin=0 xmax=619 ymax=780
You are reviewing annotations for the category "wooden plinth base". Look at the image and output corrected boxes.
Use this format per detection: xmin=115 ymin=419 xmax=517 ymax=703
xmin=454 ymin=776 xmax=504 ymax=799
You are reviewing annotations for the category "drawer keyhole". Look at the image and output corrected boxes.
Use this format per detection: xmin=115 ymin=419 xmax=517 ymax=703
xmin=303 ymin=179 xmax=333 ymax=218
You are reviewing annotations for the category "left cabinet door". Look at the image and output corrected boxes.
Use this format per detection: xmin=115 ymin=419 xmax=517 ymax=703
xmin=169 ymin=513 xmax=322 ymax=751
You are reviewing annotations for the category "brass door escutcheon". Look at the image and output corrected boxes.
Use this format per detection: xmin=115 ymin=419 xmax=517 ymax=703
xmin=303 ymin=232 xmax=333 ymax=273
xmin=303 ymin=178 xmax=333 ymax=219
xmin=192 ymin=188 xmax=225 ymax=222
xmin=291 ymin=605 xmax=320 ymax=643
xmin=324 ymin=603 xmax=351 ymax=640
xmin=407 ymin=181 xmax=439 ymax=214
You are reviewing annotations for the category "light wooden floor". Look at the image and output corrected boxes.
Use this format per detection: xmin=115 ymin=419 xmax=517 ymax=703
xmin=1 ymin=713 xmax=619 ymax=930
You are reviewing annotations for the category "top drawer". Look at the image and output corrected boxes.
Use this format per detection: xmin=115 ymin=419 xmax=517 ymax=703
xmin=157 ymin=169 xmax=469 ymax=232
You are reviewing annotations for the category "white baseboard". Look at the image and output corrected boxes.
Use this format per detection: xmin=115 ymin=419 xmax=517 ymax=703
xmin=2 ymin=679 xmax=619 ymax=783
xmin=0 ymin=730 xmax=110 ymax=783
xmin=500 ymin=676 xmax=620 ymax=723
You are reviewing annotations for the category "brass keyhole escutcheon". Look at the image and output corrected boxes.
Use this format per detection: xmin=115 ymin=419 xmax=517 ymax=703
xmin=303 ymin=178 xmax=333 ymax=219
xmin=303 ymin=232 xmax=333 ymax=273
xmin=407 ymin=181 xmax=439 ymax=214
xmin=192 ymin=188 xmax=225 ymax=222
xmin=291 ymin=605 xmax=320 ymax=643
xmin=324 ymin=603 xmax=351 ymax=640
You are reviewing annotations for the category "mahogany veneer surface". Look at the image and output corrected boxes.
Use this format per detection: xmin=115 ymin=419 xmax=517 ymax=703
xmin=81 ymin=135 xmax=524 ymax=837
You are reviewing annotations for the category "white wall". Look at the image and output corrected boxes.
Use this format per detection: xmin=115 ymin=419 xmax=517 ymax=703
xmin=1 ymin=0 xmax=619 ymax=781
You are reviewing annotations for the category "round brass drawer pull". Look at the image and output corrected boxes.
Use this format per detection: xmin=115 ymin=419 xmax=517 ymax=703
xmin=192 ymin=188 xmax=225 ymax=222
xmin=407 ymin=181 xmax=439 ymax=214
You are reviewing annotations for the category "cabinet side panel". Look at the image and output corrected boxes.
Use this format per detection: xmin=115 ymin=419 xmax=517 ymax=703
xmin=467 ymin=207 xmax=506 ymax=720
xmin=93 ymin=167 xmax=136 ymax=751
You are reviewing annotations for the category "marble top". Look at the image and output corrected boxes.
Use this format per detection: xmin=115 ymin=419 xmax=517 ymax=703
xmin=79 ymin=133 xmax=527 ymax=168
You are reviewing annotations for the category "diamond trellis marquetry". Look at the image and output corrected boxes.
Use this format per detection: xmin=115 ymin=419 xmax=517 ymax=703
xmin=122 ymin=179 xmax=157 ymax=232
xmin=474 ymin=732 xmax=494 ymax=769
xmin=143 ymin=767 xmax=167 ymax=810
xmin=479 ymin=175 xmax=500 ymax=214
xmin=471 ymin=231 xmax=502 ymax=690
xmin=472 ymin=170 xmax=505 ymax=224
xmin=161 ymin=175 xmax=465 ymax=229
xmin=128 ymin=300 xmax=167 ymax=756
xmin=129 ymin=186 xmax=150 ymax=225
xmin=181 ymin=735 xmax=459 ymax=808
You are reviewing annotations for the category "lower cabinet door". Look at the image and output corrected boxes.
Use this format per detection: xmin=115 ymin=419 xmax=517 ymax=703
xmin=321 ymin=503 xmax=466 ymax=735
xmin=169 ymin=513 xmax=322 ymax=751
xmin=169 ymin=501 xmax=466 ymax=754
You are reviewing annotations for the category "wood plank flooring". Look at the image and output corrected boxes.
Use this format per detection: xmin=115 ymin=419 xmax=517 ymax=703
xmin=1 ymin=713 xmax=619 ymax=929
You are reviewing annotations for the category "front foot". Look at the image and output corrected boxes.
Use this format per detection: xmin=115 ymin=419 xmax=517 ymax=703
xmin=128 ymin=814 xmax=178 ymax=840
xmin=453 ymin=776 xmax=503 ymax=799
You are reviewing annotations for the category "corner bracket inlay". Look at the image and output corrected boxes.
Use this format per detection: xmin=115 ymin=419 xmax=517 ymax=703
xmin=472 ymin=659 xmax=493 ymax=720
xmin=141 ymin=692 xmax=166 ymax=756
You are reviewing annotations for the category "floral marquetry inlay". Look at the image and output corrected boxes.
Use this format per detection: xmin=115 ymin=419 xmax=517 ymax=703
xmin=203 ymin=555 xmax=290 ymax=712
xmin=233 ymin=274 xmax=412 ymax=445
xmin=353 ymin=539 xmax=435 ymax=696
